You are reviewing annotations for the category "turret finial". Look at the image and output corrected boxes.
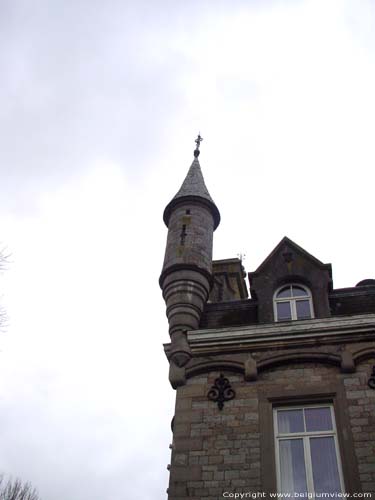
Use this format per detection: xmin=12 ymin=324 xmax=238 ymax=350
xmin=194 ymin=133 xmax=203 ymax=157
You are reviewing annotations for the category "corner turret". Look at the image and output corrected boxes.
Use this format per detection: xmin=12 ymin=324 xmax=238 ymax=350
xmin=160 ymin=136 xmax=220 ymax=387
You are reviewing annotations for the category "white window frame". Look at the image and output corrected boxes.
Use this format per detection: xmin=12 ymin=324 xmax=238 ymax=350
xmin=273 ymin=284 xmax=314 ymax=322
xmin=273 ymin=404 xmax=345 ymax=495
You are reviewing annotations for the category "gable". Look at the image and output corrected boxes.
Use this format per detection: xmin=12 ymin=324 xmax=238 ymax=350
xmin=248 ymin=237 xmax=333 ymax=322
xmin=250 ymin=236 xmax=332 ymax=279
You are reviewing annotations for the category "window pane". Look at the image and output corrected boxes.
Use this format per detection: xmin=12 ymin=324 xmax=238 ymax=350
xmin=291 ymin=286 xmax=308 ymax=297
xmin=296 ymin=300 xmax=311 ymax=319
xmin=305 ymin=407 xmax=333 ymax=432
xmin=277 ymin=286 xmax=292 ymax=298
xmin=310 ymin=437 xmax=341 ymax=494
xmin=279 ymin=439 xmax=308 ymax=495
xmin=278 ymin=409 xmax=304 ymax=433
xmin=277 ymin=302 xmax=292 ymax=321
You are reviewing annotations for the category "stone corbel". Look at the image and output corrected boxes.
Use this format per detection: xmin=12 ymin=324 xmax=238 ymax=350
xmin=340 ymin=350 xmax=355 ymax=373
xmin=169 ymin=361 xmax=186 ymax=389
xmin=244 ymin=354 xmax=258 ymax=381
xmin=168 ymin=330 xmax=192 ymax=368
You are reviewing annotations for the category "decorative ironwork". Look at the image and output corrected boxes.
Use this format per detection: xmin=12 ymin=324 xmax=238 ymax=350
xmin=368 ymin=365 xmax=375 ymax=389
xmin=207 ymin=374 xmax=235 ymax=410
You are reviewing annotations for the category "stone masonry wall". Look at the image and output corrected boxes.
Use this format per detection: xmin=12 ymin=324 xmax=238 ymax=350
xmin=346 ymin=360 xmax=375 ymax=492
xmin=168 ymin=360 xmax=375 ymax=500
xmin=162 ymin=203 xmax=214 ymax=273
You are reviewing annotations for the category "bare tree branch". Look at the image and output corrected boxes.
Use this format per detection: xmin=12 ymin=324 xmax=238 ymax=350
xmin=0 ymin=246 xmax=10 ymax=331
xmin=0 ymin=476 xmax=41 ymax=500
xmin=0 ymin=247 xmax=10 ymax=272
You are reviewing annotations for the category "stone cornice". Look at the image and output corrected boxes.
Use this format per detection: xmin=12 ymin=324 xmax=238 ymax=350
xmin=186 ymin=314 xmax=375 ymax=354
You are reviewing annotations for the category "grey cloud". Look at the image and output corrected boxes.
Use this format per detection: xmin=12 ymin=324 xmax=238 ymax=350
xmin=0 ymin=1 xmax=199 ymax=212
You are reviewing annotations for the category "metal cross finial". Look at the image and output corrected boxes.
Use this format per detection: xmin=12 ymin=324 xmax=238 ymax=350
xmin=194 ymin=133 xmax=203 ymax=157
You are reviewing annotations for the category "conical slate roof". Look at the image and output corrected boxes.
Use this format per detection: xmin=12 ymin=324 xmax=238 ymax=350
xmin=163 ymin=156 xmax=220 ymax=229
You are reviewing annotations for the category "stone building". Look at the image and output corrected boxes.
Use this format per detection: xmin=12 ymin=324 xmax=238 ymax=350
xmin=160 ymin=141 xmax=375 ymax=499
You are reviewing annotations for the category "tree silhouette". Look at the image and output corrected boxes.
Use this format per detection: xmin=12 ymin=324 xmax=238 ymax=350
xmin=0 ymin=476 xmax=41 ymax=500
xmin=0 ymin=247 xmax=9 ymax=331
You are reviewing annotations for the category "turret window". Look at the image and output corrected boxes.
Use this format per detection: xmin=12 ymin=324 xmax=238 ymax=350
xmin=274 ymin=285 xmax=313 ymax=321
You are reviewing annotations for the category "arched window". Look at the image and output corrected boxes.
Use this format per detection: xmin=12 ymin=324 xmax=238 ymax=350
xmin=274 ymin=284 xmax=314 ymax=322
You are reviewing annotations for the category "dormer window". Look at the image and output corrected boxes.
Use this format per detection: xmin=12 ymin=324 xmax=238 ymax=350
xmin=274 ymin=285 xmax=314 ymax=322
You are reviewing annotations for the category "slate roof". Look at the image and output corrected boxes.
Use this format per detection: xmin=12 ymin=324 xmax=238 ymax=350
xmin=163 ymin=157 xmax=220 ymax=229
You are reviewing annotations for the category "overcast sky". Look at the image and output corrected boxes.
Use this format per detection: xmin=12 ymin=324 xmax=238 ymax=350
xmin=0 ymin=1 xmax=374 ymax=499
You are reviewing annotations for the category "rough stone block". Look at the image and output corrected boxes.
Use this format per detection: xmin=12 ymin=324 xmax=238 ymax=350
xmin=171 ymin=465 xmax=202 ymax=482
xmin=175 ymin=437 xmax=203 ymax=451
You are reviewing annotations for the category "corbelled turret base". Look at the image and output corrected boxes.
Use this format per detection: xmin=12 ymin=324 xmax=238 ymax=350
xmin=160 ymin=266 xmax=212 ymax=371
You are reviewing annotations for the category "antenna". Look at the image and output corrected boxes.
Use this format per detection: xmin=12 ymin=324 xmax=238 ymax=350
xmin=237 ymin=253 xmax=246 ymax=262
